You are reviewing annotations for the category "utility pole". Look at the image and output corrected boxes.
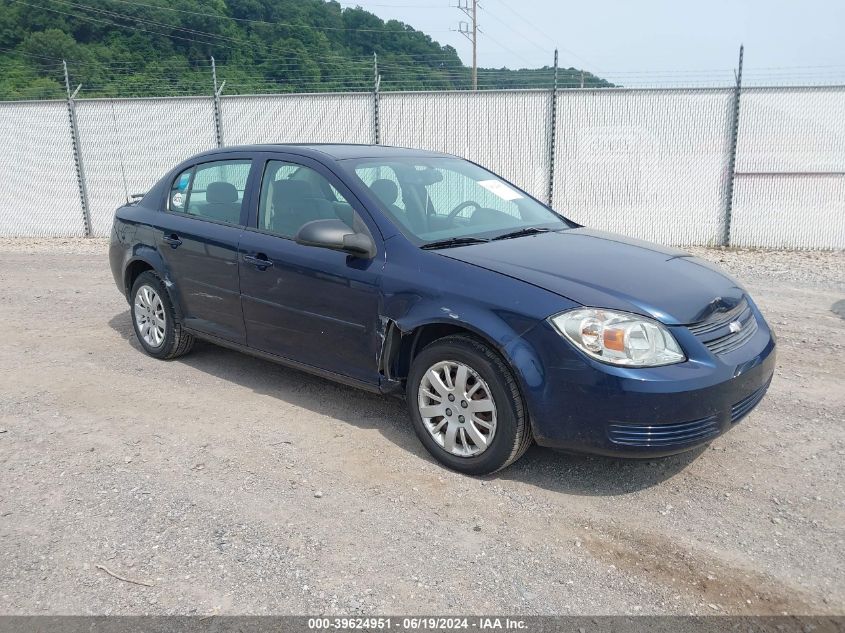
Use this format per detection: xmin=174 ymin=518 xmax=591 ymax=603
xmin=457 ymin=0 xmax=478 ymax=90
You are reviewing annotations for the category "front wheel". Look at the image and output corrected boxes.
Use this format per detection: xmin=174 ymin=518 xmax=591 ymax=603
xmin=406 ymin=335 xmax=532 ymax=475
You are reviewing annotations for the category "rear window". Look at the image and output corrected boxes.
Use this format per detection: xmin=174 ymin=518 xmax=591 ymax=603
xmin=169 ymin=160 xmax=252 ymax=225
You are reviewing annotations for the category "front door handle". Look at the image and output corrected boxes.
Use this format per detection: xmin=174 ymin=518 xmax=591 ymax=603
xmin=243 ymin=253 xmax=274 ymax=270
xmin=162 ymin=233 xmax=182 ymax=248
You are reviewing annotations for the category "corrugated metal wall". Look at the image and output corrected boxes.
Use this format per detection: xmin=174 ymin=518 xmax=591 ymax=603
xmin=0 ymin=87 xmax=842 ymax=248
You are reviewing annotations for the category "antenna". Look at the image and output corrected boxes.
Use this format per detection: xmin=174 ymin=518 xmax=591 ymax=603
xmin=457 ymin=0 xmax=479 ymax=90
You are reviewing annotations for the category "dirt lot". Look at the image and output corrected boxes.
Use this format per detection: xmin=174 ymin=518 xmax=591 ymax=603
xmin=0 ymin=238 xmax=842 ymax=616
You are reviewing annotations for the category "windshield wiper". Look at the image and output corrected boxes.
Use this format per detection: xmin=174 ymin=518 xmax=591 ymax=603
xmin=492 ymin=226 xmax=552 ymax=241
xmin=420 ymin=236 xmax=490 ymax=250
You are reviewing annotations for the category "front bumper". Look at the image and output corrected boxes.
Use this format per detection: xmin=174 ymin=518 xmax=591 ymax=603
xmin=519 ymin=302 xmax=777 ymax=457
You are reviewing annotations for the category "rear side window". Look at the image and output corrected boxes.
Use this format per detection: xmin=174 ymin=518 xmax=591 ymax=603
xmin=169 ymin=159 xmax=252 ymax=225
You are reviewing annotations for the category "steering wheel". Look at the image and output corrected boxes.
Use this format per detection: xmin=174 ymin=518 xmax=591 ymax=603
xmin=447 ymin=200 xmax=482 ymax=221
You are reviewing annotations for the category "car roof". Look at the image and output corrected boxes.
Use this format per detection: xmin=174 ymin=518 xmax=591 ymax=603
xmin=192 ymin=143 xmax=453 ymax=161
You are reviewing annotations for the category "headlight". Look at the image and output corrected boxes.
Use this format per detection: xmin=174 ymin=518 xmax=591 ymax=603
xmin=549 ymin=308 xmax=685 ymax=367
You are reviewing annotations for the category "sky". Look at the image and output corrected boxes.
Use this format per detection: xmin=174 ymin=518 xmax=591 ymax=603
xmin=340 ymin=0 xmax=845 ymax=85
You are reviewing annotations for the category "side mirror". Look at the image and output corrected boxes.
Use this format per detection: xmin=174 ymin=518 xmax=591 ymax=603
xmin=295 ymin=219 xmax=376 ymax=259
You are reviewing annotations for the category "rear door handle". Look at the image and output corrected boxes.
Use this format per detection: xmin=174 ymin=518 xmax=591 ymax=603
xmin=162 ymin=233 xmax=182 ymax=248
xmin=243 ymin=253 xmax=274 ymax=270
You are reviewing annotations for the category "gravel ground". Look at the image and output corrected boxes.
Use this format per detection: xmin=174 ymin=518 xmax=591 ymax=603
xmin=0 ymin=238 xmax=842 ymax=616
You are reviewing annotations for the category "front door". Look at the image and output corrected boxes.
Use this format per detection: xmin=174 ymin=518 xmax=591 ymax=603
xmin=238 ymin=155 xmax=384 ymax=385
xmin=156 ymin=157 xmax=254 ymax=344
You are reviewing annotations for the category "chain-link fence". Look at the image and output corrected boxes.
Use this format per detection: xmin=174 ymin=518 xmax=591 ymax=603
xmin=553 ymin=88 xmax=735 ymax=246
xmin=380 ymin=90 xmax=552 ymax=202
xmin=221 ymin=93 xmax=375 ymax=147
xmin=731 ymin=86 xmax=845 ymax=249
xmin=0 ymin=86 xmax=842 ymax=248
xmin=75 ymin=97 xmax=219 ymax=236
xmin=0 ymin=100 xmax=84 ymax=237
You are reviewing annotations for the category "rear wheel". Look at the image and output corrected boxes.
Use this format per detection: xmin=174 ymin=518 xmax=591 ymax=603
xmin=130 ymin=271 xmax=194 ymax=360
xmin=407 ymin=335 xmax=532 ymax=475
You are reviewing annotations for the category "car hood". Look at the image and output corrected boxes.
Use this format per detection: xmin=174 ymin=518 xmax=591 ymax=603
xmin=438 ymin=228 xmax=744 ymax=325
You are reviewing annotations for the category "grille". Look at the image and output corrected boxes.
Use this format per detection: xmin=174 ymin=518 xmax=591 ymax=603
xmin=608 ymin=415 xmax=720 ymax=447
xmin=688 ymin=299 xmax=758 ymax=356
xmin=731 ymin=378 xmax=772 ymax=424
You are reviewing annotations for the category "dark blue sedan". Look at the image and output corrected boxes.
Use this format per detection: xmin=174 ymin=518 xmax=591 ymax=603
xmin=109 ymin=144 xmax=776 ymax=474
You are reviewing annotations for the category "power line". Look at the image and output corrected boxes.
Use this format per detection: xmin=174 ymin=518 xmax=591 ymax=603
xmin=5 ymin=0 xmax=561 ymax=91
xmin=10 ymin=0 xmax=235 ymax=49
xmin=338 ymin=2 xmax=451 ymax=6
xmin=479 ymin=31 xmax=540 ymax=69
xmin=83 ymin=0 xmax=453 ymax=34
xmin=15 ymin=0 xmax=414 ymax=69
xmin=13 ymin=0 xmax=465 ymax=68
xmin=0 ymin=46 xmax=71 ymax=64
xmin=476 ymin=4 xmax=549 ymax=65
xmin=484 ymin=0 xmax=601 ymax=72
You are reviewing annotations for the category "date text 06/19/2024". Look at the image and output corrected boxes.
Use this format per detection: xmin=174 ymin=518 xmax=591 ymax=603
xmin=306 ymin=617 xmax=528 ymax=630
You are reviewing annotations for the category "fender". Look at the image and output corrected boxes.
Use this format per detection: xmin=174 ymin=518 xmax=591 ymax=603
xmin=123 ymin=243 xmax=186 ymax=321
xmin=380 ymin=297 xmax=549 ymax=431
xmin=375 ymin=238 xmax=577 ymax=427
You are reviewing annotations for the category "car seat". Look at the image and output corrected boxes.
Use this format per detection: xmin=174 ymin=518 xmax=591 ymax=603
xmin=202 ymin=182 xmax=241 ymax=223
xmin=270 ymin=180 xmax=336 ymax=236
xmin=369 ymin=179 xmax=414 ymax=230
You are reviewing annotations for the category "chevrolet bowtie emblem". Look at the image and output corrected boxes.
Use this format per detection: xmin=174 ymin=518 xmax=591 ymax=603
xmin=729 ymin=320 xmax=742 ymax=333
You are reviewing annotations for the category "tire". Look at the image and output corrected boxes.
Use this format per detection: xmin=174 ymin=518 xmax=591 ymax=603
xmin=406 ymin=335 xmax=532 ymax=475
xmin=130 ymin=270 xmax=194 ymax=360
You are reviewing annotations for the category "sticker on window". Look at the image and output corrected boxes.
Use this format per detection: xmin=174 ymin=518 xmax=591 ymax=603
xmin=177 ymin=173 xmax=191 ymax=190
xmin=171 ymin=192 xmax=184 ymax=209
xmin=477 ymin=180 xmax=523 ymax=201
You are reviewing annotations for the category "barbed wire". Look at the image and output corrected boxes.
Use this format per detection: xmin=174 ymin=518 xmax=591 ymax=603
xmin=4 ymin=64 xmax=845 ymax=101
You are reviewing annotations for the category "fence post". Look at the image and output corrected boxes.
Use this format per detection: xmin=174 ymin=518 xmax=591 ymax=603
xmin=373 ymin=52 xmax=381 ymax=145
xmin=722 ymin=44 xmax=744 ymax=246
xmin=546 ymin=49 xmax=559 ymax=206
xmin=63 ymin=60 xmax=92 ymax=237
xmin=211 ymin=57 xmax=225 ymax=147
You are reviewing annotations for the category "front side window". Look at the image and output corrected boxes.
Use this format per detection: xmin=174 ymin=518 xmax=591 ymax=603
xmin=344 ymin=157 xmax=569 ymax=244
xmin=354 ymin=165 xmax=411 ymax=229
xmin=169 ymin=159 xmax=252 ymax=225
xmin=258 ymin=160 xmax=362 ymax=238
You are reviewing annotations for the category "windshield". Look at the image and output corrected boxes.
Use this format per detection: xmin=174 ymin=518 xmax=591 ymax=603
xmin=342 ymin=157 xmax=570 ymax=245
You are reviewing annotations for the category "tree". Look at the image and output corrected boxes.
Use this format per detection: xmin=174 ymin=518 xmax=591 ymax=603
xmin=0 ymin=0 xmax=612 ymax=100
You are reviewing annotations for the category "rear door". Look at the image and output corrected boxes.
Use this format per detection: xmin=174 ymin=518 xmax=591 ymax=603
xmin=156 ymin=156 xmax=256 ymax=344
xmin=238 ymin=153 xmax=384 ymax=385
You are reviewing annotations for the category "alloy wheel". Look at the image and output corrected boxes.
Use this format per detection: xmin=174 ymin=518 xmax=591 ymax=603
xmin=134 ymin=284 xmax=166 ymax=348
xmin=417 ymin=360 xmax=497 ymax=457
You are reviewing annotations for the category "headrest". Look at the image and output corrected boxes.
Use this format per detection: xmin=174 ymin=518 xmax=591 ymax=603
xmin=272 ymin=179 xmax=314 ymax=209
xmin=206 ymin=181 xmax=238 ymax=204
xmin=370 ymin=179 xmax=399 ymax=206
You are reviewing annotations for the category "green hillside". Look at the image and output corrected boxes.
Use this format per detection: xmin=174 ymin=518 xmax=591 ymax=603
xmin=0 ymin=0 xmax=611 ymax=100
